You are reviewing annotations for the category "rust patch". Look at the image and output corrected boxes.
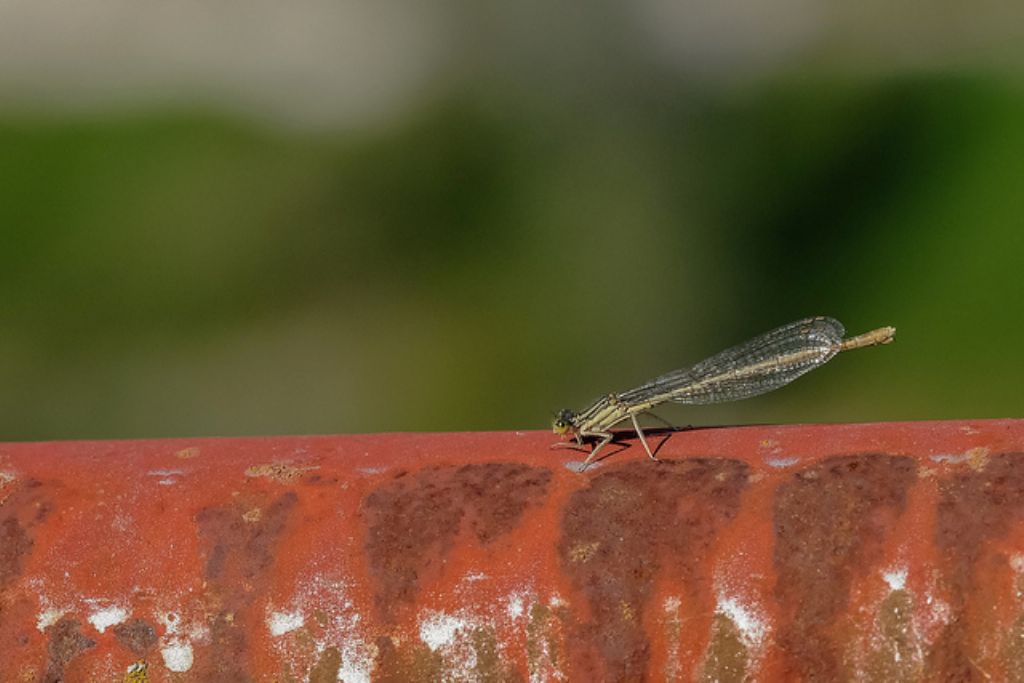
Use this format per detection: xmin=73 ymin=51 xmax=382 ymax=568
xmin=471 ymin=627 xmax=525 ymax=682
xmin=0 ymin=516 xmax=31 ymax=590
xmin=0 ymin=479 xmax=53 ymax=591
xmin=113 ymin=618 xmax=159 ymax=656
xmin=927 ymin=452 xmax=1024 ymax=679
xmin=372 ymin=628 xmax=524 ymax=683
xmin=773 ymin=454 xmax=917 ymax=680
xmin=245 ymin=462 xmax=317 ymax=482
xmin=192 ymin=491 xmax=298 ymax=680
xmin=373 ymin=635 xmax=444 ymax=683
xmin=526 ymin=602 xmax=564 ymax=682
xmin=1003 ymin=612 xmax=1024 ymax=683
xmin=558 ymin=458 xmax=749 ymax=681
xmin=866 ymin=590 xmax=922 ymax=682
xmin=42 ymin=617 xmax=95 ymax=683
xmin=308 ymin=646 xmax=341 ymax=683
xmin=361 ymin=463 xmax=553 ymax=619
xmin=700 ymin=613 xmax=749 ymax=683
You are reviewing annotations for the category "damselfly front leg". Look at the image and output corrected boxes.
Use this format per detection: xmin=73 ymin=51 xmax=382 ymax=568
xmin=581 ymin=429 xmax=616 ymax=466
xmin=550 ymin=437 xmax=588 ymax=453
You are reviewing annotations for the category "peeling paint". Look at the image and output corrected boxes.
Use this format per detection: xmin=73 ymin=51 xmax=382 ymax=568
xmin=267 ymin=610 xmax=305 ymax=636
xmin=245 ymin=461 xmax=318 ymax=481
xmin=87 ymin=604 xmax=128 ymax=633
xmin=37 ymin=607 xmax=68 ymax=632
xmin=160 ymin=640 xmax=194 ymax=673
xmin=930 ymin=453 xmax=972 ymax=464
xmin=929 ymin=447 xmax=990 ymax=471
xmin=716 ymin=594 xmax=769 ymax=649
xmin=506 ymin=593 xmax=526 ymax=621
xmin=883 ymin=567 xmax=908 ymax=591
xmin=420 ymin=610 xmax=472 ymax=651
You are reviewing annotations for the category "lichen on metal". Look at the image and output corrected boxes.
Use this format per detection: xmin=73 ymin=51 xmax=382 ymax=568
xmin=1 ymin=420 xmax=1023 ymax=680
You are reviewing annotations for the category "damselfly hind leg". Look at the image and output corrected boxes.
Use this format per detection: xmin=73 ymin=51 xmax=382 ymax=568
xmin=630 ymin=414 xmax=658 ymax=461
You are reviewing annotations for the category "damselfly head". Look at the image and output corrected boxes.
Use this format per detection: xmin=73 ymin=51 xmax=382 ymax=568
xmin=552 ymin=409 xmax=578 ymax=436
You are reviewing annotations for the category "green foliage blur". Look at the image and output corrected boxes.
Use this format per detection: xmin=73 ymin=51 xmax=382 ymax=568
xmin=2 ymin=68 xmax=1023 ymax=439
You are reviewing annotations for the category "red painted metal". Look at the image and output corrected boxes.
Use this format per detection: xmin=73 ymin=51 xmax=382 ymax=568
xmin=1 ymin=419 xmax=1023 ymax=681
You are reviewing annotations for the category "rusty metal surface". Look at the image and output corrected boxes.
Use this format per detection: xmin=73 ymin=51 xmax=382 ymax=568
xmin=1 ymin=419 xmax=1023 ymax=681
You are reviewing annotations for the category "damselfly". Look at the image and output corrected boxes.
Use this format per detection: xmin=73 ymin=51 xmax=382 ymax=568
xmin=552 ymin=316 xmax=895 ymax=467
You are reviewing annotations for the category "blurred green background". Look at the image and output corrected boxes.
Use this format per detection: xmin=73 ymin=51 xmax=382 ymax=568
xmin=1 ymin=2 xmax=1022 ymax=440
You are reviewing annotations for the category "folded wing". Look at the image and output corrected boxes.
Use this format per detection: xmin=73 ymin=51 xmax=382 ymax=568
xmin=619 ymin=317 xmax=846 ymax=406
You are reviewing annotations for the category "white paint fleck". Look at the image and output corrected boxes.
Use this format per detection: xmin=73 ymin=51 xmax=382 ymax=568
xmin=357 ymin=466 xmax=387 ymax=475
xmin=766 ymin=457 xmax=800 ymax=468
xmin=159 ymin=611 xmax=182 ymax=634
xmin=157 ymin=478 xmax=177 ymax=486
xmin=419 ymin=611 xmax=468 ymax=651
xmin=932 ymin=598 xmax=950 ymax=618
xmin=507 ymin=594 xmax=525 ymax=620
xmin=0 ymin=470 xmax=16 ymax=486
xmin=147 ymin=469 xmax=184 ymax=476
xmin=338 ymin=653 xmax=373 ymax=683
xmin=37 ymin=607 xmax=68 ymax=632
xmin=88 ymin=605 xmax=128 ymax=633
xmin=1011 ymin=554 xmax=1024 ymax=574
xmin=717 ymin=595 xmax=769 ymax=648
xmin=462 ymin=571 xmax=488 ymax=583
xmin=265 ymin=576 xmax=375 ymax=683
xmin=161 ymin=640 xmax=194 ymax=672
xmin=549 ymin=594 xmax=567 ymax=608
xmin=267 ymin=610 xmax=305 ymax=636
xmin=929 ymin=453 xmax=970 ymax=464
xmin=883 ymin=567 xmax=908 ymax=591
xmin=663 ymin=596 xmax=682 ymax=613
